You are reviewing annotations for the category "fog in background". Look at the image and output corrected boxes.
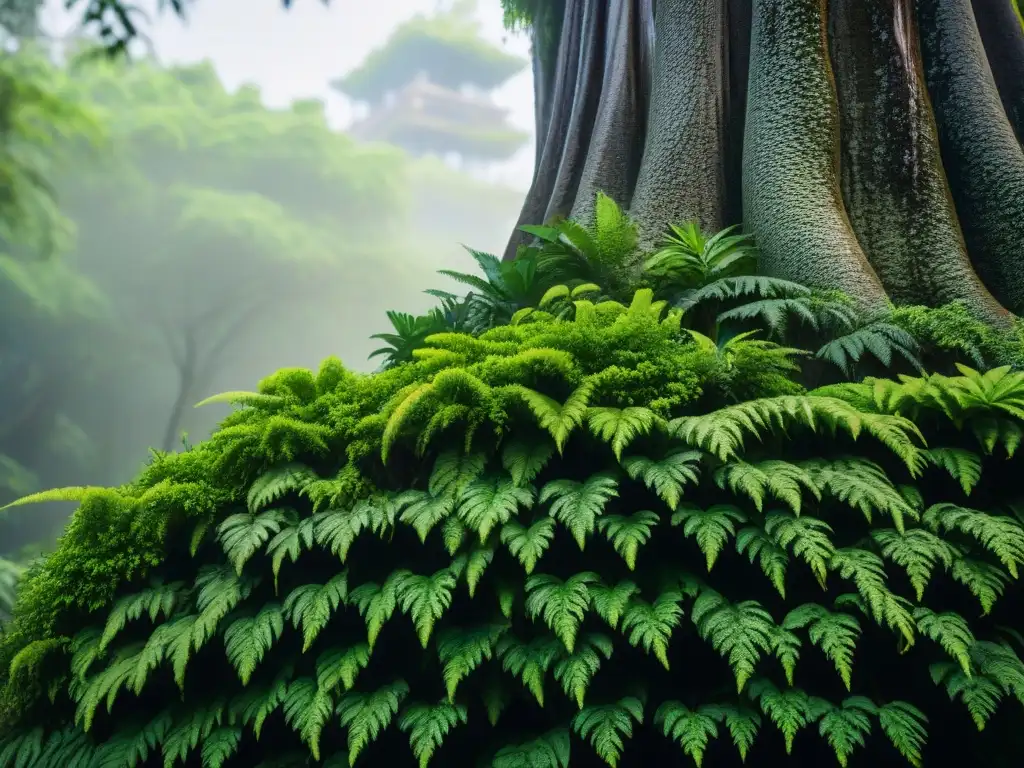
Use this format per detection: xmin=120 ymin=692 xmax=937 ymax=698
xmin=0 ymin=0 xmax=536 ymax=553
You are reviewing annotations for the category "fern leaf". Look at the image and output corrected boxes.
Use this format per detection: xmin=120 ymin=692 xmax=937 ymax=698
xmin=525 ymin=572 xmax=598 ymax=653
xmin=830 ymin=548 xmax=915 ymax=645
xmin=572 ymin=697 xmax=644 ymax=768
xmin=99 ymin=580 xmax=185 ymax=652
xmin=597 ymin=510 xmax=659 ymax=570
xmin=735 ymin=526 xmax=789 ymax=598
xmin=554 ymin=633 xmax=614 ymax=708
xmin=436 ymin=624 xmax=508 ymax=701
xmin=654 ymin=702 xmax=720 ymax=767
xmin=200 ymin=727 xmax=242 ymax=768
xmin=913 ymin=608 xmax=974 ymax=676
xmin=316 ymin=644 xmax=371 ymax=692
xmin=692 ymin=591 xmax=776 ymax=692
xmin=501 ymin=517 xmax=556 ymax=574
xmin=715 ymin=460 xmax=820 ymax=515
xmin=589 ymin=580 xmax=640 ymax=630
xmin=620 ymin=590 xmax=684 ymax=670
xmin=671 ymin=503 xmax=747 ymax=571
xmin=348 ymin=575 xmax=401 ymax=649
xmin=746 ymin=679 xmax=827 ymax=754
xmin=493 ymin=729 xmax=570 ymax=768
xmin=398 ymin=700 xmax=468 ymax=768
xmin=923 ymin=503 xmax=1024 ymax=578
xmin=393 ymin=568 xmax=457 ymax=648
xmin=586 ymin=407 xmax=659 ymax=460
xmin=429 ymin=450 xmax=487 ymax=497
xmin=450 ymin=544 xmax=494 ymax=598
xmin=458 ymin=475 xmax=536 ymax=541
xmin=765 ymin=512 xmax=834 ymax=588
xmin=218 ymin=508 xmax=292 ymax=575
xmin=621 ymin=449 xmax=702 ymax=511
xmin=513 ymin=381 xmax=594 ymax=452
xmin=950 ymin=555 xmax=1009 ymax=614
xmin=335 ymin=680 xmax=409 ymax=765
xmin=540 ymin=473 xmax=619 ymax=550
xmin=502 ymin=437 xmax=555 ymax=486
xmin=224 ymin=603 xmax=284 ymax=685
xmin=247 ymin=463 xmax=316 ymax=513
xmin=782 ymin=604 xmax=861 ymax=690
xmin=877 ymin=701 xmax=928 ymax=767
xmin=924 ymin=447 xmax=982 ymax=495
xmin=395 ymin=490 xmax=457 ymax=544
xmin=817 ymin=697 xmax=876 ymax=767
xmin=497 ymin=634 xmax=561 ymax=706
xmin=872 ymin=528 xmax=956 ymax=601
xmin=283 ymin=572 xmax=349 ymax=652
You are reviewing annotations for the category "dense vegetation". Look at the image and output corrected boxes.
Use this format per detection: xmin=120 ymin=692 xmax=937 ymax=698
xmin=0 ymin=48 xmax=521 ymax=559
xmin=0 ymin=194 xmax=1022 ymax=767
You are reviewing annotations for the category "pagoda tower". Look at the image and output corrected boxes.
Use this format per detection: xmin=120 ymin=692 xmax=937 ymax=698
xmin=330 ymin=1 xmax=529 ymax=173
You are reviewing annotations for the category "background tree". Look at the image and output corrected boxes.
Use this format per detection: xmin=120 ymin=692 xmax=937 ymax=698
xmin=499 ymin=0 xmax=1024 ymax=331
xmin=0 ymin=49 xmax=525 ymax=556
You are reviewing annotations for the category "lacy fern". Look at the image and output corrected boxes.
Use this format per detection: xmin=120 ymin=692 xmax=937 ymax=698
xmin=0 ymin=289 xmax=1021 ymax=767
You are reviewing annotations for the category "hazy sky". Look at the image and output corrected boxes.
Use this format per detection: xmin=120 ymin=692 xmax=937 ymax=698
xmin=40 ymin=0 xmax=537 ymax=188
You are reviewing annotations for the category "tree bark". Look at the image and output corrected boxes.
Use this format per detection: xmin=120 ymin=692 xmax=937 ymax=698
xmin=972 ymin=0 xmax=1024 ymax=142
xmin=829 ymin=0 xmax=1012 ymax=326
xmin=504 ymin=0 xmax=1024 ymax=326
xmin=503 ymin=1 xmax=586 ymax=260
xmin=569 ymin=0 xmax=649 ymax=226
xmin=629 ymin=0 xmax=729 ymax=247
xmin=917 ymin=0 xmax=1024 ymax=315
xmin=744 ymin=0 xmax=886 ymax=309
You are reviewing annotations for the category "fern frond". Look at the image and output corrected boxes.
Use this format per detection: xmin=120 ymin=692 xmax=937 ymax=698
xmin=692 ymin=591 xmax=777 ymax=692
xmin=671 ymin=503 xmax=747 ymax=571
xmin=620 ymin=590 xmax=684 ymax=670
xmin=335 ymin=680 xmax=409 ymax=764
xmin=283 ymin=572 xmax=348 ymax=652
xmin=398 ymin=700 xmax=468 ymax=768
xmin=436 ymin=624 xmax=508 ymax=701
xmin=525 ymin=572 xmax=599 ymax=653
xmin=620 ymin=449 xmax=702 ymax=511
xmin=572 ymin=697 xmax=644 ymax=768
xmin=540 ymin=474 xmax=619 ymax=550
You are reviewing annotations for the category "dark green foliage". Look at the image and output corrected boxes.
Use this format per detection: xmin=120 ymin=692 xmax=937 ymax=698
xmin=1 ymin=199 xmax=1023 ymax=767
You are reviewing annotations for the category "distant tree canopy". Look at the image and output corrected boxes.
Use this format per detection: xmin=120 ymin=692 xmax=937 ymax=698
xmin=331 ymin=1 xmax=527 ymax=103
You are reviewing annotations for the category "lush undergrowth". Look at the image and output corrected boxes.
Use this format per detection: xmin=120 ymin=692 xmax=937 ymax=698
xmin=1 ymin=198 xmax=1023 ymax=767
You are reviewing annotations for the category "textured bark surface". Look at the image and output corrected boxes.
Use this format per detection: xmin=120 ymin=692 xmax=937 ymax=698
xmin=917 ymin=0 xmax=1024 ymax=314
xmin=972 ymin=0 xmax=1024 ymax=142
xmin=569 ymin=0 xmax=648 ymax=226
xmin=743 ymin=0 xmax=886 ymax=308
xmin=503 ymin=0 xmax=1024 ymax=327
xmin=829 ymin=0 xmax=1012 ymax=326
xmin=629 ymin=0 xmax=729 ymax=248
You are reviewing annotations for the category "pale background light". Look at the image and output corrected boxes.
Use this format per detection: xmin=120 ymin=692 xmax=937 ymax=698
xmin=39 ymin=0 xmax=537 ymax=189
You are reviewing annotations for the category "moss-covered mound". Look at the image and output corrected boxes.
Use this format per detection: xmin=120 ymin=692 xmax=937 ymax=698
xmin=1 ymin=290 xmax=1023 ymax=767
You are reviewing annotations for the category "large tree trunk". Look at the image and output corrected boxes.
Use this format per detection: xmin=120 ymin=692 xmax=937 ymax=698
xmin=504 ymin=0 xmax=1024 ymax=326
